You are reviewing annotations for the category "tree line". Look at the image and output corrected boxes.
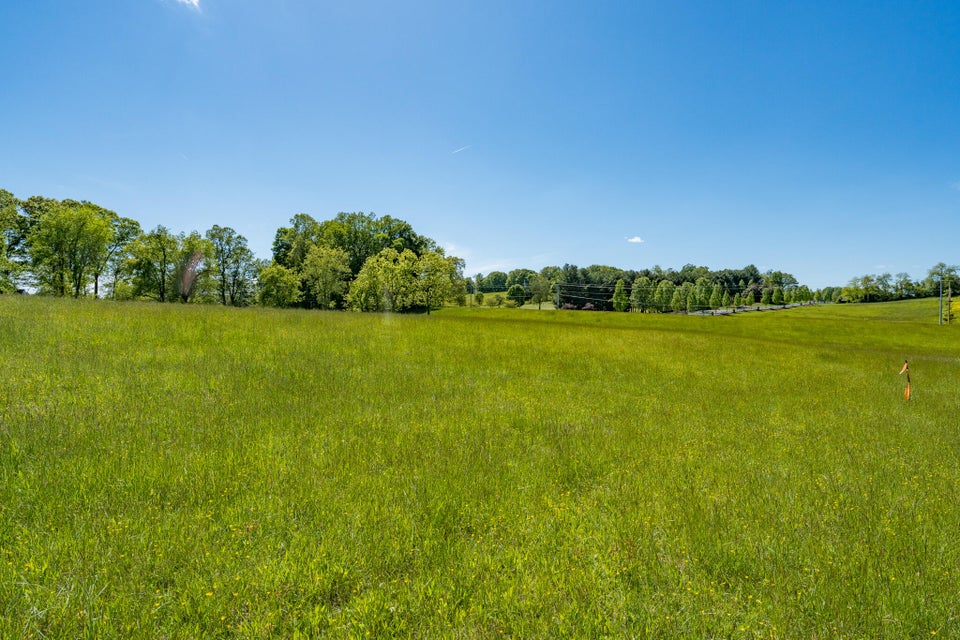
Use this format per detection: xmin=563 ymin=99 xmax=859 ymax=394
xmin=471 ymin=262 xmax=956 ymax=313
xmin=469 ymin=264 xmax=814 ymax=312
xmin=835 ymin=265 xmax=958 ymax=304
xmin=4 ymin=187 xmax=952 ymax=314
xmin=0 ymin=189 xmax=464 ymax=311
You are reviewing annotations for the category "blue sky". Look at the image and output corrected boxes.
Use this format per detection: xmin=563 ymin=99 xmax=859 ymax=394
xmin=2 ymin=1 xmax=958 ymax=288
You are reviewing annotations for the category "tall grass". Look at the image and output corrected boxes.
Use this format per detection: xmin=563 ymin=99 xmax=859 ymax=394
xmin=1 ymin=297 xmax=958 ymax=638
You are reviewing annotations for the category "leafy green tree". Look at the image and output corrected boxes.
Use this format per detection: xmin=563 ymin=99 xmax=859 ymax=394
xmin=418 ymin=251 xmax=464 ymax=313
xmin=693 ymin=277 xmax=710 ymax=309
xmin=99 ymin=215 xmax=141 ymax=299
xmin=474 ymin=290 xmax=484 ymax=306
xmin=843 ymin=275 xmax=870 ymax=303
xmin=382 ymin=249 xmax=421 ymax=311
xmin=484 ymin=271 xmax=507 ymax=291
xmin=894 ymin=273 xmax=915 ymax=299
xmin=129 ymin=225 xmax=179 ymax=302
xmin=611 ymin=279 xmax=629 ymax=312
xmin=528 ymin=274 xmax=552 ymax=309
xmin=28 ymin=200 xmax=113 ymax=297
xmin=321 ymin=212 xmax=435 ymax=276
xmin=761 ymin=288 xmax=772 ymax=305
xmin=671 ymin=285 xmax=686 ymax=312
xmin=206 ymin=225 xmax=257 ymax=306
xmin=506 ymin=283 xmax=527 ymax=307
xmin=486 ymin=293 xmax=504 ymax=307
xmin=733 ymin=292 xmax=742 ymax=308
xmin=66 ymin=203 xmax=122 ymax=297
xmin=539 ymin=266 xmax=562 ymax=281
xmin=272 ymin=213 xmax=322 ymax=271
xmin=630 ymin=276 xmax=652 ymax=312
xmin=763 ymin=270 xmax=798 ymax=290
xmin=301 ymin=245 xmax=352 ymax=309
xmin=258 ymin=262 xmax=303 ymax=307
xmin=772 ymin=287 xmax=784 ymax=305
xmin=678 ymin=264 xmax=709 ymax=283
xmin=653 ymin=280 xmax=675 ymax=313
xmin=506 ymin=268 xmax=536 ymax=288
xmin=0 ymin=189 xmax=26 ymax=292
xmin=743 ymin=280 xmax=762 ymax=305
xmin=721 ymin=290 xmax=731 ymax=308
xmin=709 ymin=284 xmax=722 ymax=309
xmin=346 ymin=257 xmax=383 ymax=311
xmin=348 ymin=248 xmax=419 ymax=312
xmin=580 ymin=265 xmax=620 ymax=287
xmin=927 ymin=263 xmax=959 ymax=297
xmin=174 ymin=231 xmax=212 ymax=303
xmin=17 ymin=195 xmax=58 ymax=249
xmin=876 ymin=273 xmax=893 ymax=300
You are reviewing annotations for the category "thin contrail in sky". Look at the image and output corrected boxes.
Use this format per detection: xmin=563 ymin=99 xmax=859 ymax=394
xmin=451 ymin=145 xmax=472 ymax=154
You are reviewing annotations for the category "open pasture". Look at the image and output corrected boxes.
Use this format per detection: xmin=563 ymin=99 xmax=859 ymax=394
xmin=1 ymin=297 xmax=959 ymax=638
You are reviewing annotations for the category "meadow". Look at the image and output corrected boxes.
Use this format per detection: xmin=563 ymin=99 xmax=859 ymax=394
xmin=1 ymin=296 xmax=959 ymax=638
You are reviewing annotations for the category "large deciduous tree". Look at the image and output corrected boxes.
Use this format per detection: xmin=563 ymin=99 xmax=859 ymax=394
xmin=483 ymin=271 xmax=507 ymax=291
xmin=926 ymin=263 xmax=959 ymax=297
xmin=129 ymin=226 xmax=179 ymax=302
xmin=0 ymin=189 xmax=26 ymax=292
xmin=320 ymin=211 xmax=435 ymax=276
xmin=174 ymin=231 xmax=212 ymax=303
xmin=98 ymin=215 xmax=141 ymax=299
xmin=348 ymin=248 xmax=463 ymax=312
xmin=418 ymin=251 xmax=464 ymax=313
xmin=301 ymin=245 xmax=351 ymax=309
xmin=206 ymin=225 xmax=257 ymax=306
xmin=272 ymin=213 xmax=322 ymax=271
xmin=28 ymin=200 xmax=113 ymax=297
xmin=258 ymin=263 xmax=303 ymax=307
xmin=653 ymin=280 xmax=675 ymax=313
xmin=506 ymin=268 xmax=536 ymax=288
xmin=347 ymin=248 xmax=420 ymax=312
xmin=528 ymin=274 xmax=552 ymax=310
xmin=630 ymin=276 xmax=652 ymax=312
xmin=506 ymin=283 xmax=527 ymax=308
xmin=71 ymin=204 xmax=141 ymax=298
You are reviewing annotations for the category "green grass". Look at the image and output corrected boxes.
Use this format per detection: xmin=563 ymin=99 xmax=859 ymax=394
xmin=1 ymin=296 xmax=959 ymax=638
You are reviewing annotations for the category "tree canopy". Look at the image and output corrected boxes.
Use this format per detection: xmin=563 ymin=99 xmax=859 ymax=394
xmin=3 ymin=185 xmax=952 ymax=314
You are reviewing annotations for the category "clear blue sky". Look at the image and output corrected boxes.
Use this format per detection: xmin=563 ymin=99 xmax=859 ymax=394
xmin=2 ymin=1 xmax=958 ymax=288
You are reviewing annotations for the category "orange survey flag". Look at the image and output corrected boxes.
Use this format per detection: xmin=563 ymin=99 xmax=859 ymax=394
xmin=899 ymin=360 xmax=910 ymax=400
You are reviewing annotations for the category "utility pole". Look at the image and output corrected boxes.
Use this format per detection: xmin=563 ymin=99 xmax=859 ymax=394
xmin=939 ymin=276 xmax=943 ymax=325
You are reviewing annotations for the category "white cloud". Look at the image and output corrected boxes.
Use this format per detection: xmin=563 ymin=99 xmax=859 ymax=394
xmin=176 ymin=0 xmax=200 ymax=10
xmin=626 ymin=236 xmax=645 ymax=244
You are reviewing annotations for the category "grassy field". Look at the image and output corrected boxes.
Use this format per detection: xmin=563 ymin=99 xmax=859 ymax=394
xmin=1 ymin=296 xmax=959 ymax=638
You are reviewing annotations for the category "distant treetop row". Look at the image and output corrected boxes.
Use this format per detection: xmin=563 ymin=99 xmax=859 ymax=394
xmin=1 ymin=189 xmax=954 ymax=312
